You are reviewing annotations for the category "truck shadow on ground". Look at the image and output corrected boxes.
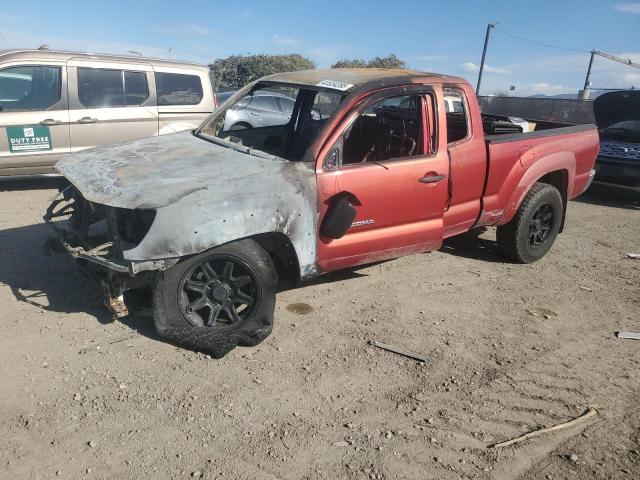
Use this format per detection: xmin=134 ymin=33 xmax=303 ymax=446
xmin=0 ymin=221 xmax=511 ymax=347
xmin=0 ymin=222 xmax=160 ymax=342
xmin=575 ymin=185 xmax=640 ymax=210
xmin=440 ymin=227 xmax=507 ymax=263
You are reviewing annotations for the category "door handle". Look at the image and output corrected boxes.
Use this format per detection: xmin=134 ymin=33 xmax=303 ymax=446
xmin=77 ymin=116 xmax=98 ymax=124
xmin=39 ymin=119 xmax=62 ymax=126
xmin=418 ymin=174 xmax=446 ymax=184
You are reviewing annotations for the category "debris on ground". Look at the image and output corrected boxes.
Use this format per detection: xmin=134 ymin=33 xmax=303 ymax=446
xmin=525 ymin=307 xmax=559 ymax=319
xmin=368 ymin=340 xmax=427 ymax=363
xmin=332 ymin=441 xmax=350 ymax=447
xmin=488 ymin=408 xmax=598 ymax=448
xmin=617 ymin=332 xmax=640 ymax=340
xmin=626 ymin=253 xmax=640 ymax=259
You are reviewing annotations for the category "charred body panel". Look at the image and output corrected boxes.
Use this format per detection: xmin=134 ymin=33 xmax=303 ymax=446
xmin=53 ymin=132 xmax=319 ymax=278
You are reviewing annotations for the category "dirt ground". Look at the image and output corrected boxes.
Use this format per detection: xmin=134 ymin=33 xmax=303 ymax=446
xmin=0 ymin=180 xmax=638 ymax=480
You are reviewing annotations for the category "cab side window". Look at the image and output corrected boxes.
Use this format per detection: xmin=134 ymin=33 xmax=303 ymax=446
xmin=444 ymin=87 xmax=469 ymax=143
xmin=0 ymin=65 xmax=61 ymax=112
xmin=342 ymin=94 xmax=424 ymax=165
xmin=155 ymin=72 xmax=203 ymax=106
xmin=77 ymin=68 xmax=149 ymax=108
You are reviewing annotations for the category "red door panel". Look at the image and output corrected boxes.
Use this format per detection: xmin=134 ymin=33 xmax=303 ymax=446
xmin=317 ymin=151 xmax=449 ymax=272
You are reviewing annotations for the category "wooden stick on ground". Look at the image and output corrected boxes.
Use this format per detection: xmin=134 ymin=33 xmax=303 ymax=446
xmin=369 ymin=340 xmax=427 ymax=363
xmin=488 ymin=408 xmax=598 ymax=449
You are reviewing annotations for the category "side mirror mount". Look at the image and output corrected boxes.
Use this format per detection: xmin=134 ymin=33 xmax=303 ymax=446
xmin=323 ymin=136 xmax=342 ymax=170
xmin=323 ymin=147 xmax=339 ymax=170
xmin=320 ymin=196 xmax=356 ymax=239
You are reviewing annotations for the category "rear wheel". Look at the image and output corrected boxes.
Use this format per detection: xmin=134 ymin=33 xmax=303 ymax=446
xmin=152 ymin=239 xmax=277 ymax=358
xmin=497 ymin=182 xmax=563 ymax=263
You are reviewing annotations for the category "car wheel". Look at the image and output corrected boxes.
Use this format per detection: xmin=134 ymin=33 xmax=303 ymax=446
xmin=229 ymin=122 xmax=251 ymax=131
xmin=497 ymin=182 xmax=563 ymax=263
xmin=152 ymin=239 xmax=277 ymax=358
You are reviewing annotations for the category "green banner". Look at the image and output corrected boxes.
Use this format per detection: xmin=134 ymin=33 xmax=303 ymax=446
xmin=6 ymin=125 xmax=52 ymax=153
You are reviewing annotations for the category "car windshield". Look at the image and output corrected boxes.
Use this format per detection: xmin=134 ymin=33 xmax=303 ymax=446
xmin=601 ymin=120 xmax=640 ymax=141
xmin=197 ymin=82 xmax=345 ymax=161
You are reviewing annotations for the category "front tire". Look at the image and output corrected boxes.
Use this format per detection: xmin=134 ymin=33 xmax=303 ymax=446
xmin=497 ymin=182 xmax=563 ymax=263
xmin=152 ymin=239 xmax=277 ymax=358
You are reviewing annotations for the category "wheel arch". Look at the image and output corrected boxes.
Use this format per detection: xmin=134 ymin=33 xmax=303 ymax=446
xmin=230 ymin=121 xmax=252 ymax=130
xmin=249 ymin=232 xmax=301 ymax=289
xmin=501 ymin=151 xmax=575 ymax=226
xmin=536 ymin=169 xmax=569 ymax=232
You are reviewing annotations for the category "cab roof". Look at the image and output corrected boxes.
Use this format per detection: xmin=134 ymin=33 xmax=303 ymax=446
xmin=262 ymin=68 xmax=467 ymax=92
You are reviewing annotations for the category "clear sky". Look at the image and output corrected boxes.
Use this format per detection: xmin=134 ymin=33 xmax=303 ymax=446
xmin=1 ymin=0 xmax=638 ymax=96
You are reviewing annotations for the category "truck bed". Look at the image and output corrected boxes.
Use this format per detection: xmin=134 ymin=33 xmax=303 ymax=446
xmin=477 ymin=120 xmax=600 ymax=227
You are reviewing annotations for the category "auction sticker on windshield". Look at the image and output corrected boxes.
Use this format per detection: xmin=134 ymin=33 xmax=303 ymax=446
xmin=316 ymin=80 xmax=354 ymax=91
xmin=6 ymin=126 xmax=52 ymax=153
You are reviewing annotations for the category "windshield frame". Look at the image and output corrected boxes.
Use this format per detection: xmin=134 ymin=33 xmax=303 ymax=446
xmin=194 ymin=80 xmax=348 ymax=163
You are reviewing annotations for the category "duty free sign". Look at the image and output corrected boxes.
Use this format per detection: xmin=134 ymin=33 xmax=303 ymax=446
xmin=6 ymin=126 xmax=52 ymax=153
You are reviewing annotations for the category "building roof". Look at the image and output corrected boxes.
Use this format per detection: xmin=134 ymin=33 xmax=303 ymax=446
xmin=0 ymin=49 xmax=209 ymax=71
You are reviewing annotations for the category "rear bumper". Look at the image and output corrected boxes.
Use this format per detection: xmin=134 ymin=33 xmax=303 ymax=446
xmin=583 ymin=169 xmax=596 ymax=193
xmin=593 ymin=156 xmax=640 ymax=192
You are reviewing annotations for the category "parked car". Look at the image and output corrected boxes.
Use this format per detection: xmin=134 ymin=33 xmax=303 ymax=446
xmin=223 ymin=90 xmax=294 ymax=130
xmin=46 ymin=69 xmax=599 ymax=358
xmin=0 ymin=49 xmax=218 ymax=177
xmin=592 ymin=90 xmax=640 ymax=191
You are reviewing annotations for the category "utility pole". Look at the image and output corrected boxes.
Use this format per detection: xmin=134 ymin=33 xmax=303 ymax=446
xmin=168 ymin=47 xmax=173 ymax=60
xmin=580 ymin=49 xmax=640 ymax=99
xmin=579 ymin=51 xmax=596 ymax=99
xmin=476 ymin=22 xmax=498 ymax=95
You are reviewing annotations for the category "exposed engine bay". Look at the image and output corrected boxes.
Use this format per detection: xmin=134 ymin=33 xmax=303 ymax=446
xmin=44 ymin=187 xmax=163 ymax=317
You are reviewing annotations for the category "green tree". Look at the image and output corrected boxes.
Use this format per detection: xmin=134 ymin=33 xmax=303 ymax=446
xmin=210 ymin=54 xmax=316 ymax=89
xmin=331 ymin=54 xmax=406 ymax=69
xmin=331 ymin=58 xmax=367 ymax=69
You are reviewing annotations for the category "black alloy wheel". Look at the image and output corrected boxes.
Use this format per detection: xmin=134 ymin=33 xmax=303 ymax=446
xmin=177 ymin=255 xmax=261 ymax=328
xmin=528 ymin=203 xmax=555 ymax=248
xmin=496 ymin=182 xmax=564 ymax=263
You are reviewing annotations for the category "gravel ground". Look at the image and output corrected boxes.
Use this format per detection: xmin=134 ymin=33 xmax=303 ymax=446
xmin=0 ymin=180 xmax=638 ymax=480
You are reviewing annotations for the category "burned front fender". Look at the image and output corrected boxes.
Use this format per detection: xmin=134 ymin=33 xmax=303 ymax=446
xmin=123 ymin=161 xmax=318 ymax=278
xmin=55 ymin=132 xmax=320 ymax=280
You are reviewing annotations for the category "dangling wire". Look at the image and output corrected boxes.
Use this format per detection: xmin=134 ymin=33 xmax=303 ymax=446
xmin=493 ymin=28 xmax=589 ymax=53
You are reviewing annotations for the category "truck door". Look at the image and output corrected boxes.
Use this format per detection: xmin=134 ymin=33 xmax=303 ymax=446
xmin=67 ymin=59 xmax=157 ymax=154
xmin=316 ymin=89 xmax=449 ymax=272
xmin=0 ymin=63 xmax=70 ymax=175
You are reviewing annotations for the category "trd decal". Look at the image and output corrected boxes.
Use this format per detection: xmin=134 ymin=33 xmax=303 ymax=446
xmin=351 ymin=219 xmax=375 ymax=227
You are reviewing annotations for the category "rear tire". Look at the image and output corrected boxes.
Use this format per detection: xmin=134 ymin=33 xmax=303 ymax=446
xmin=152 ymin=239 xmax=277 ymax=358
xmin=497 ymin=182 xmax=563 ymax=263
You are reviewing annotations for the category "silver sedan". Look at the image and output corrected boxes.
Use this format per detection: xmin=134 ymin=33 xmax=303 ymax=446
xmin=223 ymin=91 xmax=295 ymax=130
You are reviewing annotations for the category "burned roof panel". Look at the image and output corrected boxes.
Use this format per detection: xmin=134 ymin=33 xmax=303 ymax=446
xmin=262 ymin=68 xmax=464 ymax=91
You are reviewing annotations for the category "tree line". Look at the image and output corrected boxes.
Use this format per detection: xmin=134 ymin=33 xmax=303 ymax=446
xmin=210 ymin=54 xmax=407 ymax=89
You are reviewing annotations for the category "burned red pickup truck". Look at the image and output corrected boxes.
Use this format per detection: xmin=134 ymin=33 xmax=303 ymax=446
xmin=45 ymin=69 xmax=599 ymax=357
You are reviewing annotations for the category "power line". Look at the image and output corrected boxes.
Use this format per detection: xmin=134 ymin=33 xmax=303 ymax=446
xmin=493 ymin=28 xmax=588 ymax=53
